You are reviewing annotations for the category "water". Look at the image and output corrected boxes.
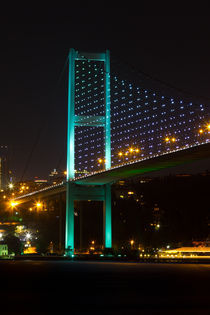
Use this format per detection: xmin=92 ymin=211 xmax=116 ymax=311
xmin=0 ymin=260 xmax=209 ymax=314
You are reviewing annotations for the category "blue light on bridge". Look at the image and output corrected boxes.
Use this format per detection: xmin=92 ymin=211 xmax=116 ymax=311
xmin=74 ymin=57 xmax=205 ymax=173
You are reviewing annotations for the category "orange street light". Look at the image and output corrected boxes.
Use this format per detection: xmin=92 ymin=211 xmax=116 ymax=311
xmin=97 ymin=158 xmax=106 ymax=169
xmin=10 ymin=201 xmax=18 ymax=208
xmin=118 ymin=152 xmax=125 ymax=163
xmin=8 ymin=183 xmax=14 ymax=189
xmin=130 ymin=240 xmax=134 ymax=248
xmin=35 ymin=202 xmax=42 ymax=211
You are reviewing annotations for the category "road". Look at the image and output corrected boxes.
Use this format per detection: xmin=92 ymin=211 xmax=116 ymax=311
xmin=0 ymin=260 xmax=210 ymax=314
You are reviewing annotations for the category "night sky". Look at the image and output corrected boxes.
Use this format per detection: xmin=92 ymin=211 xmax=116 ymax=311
xmin=1 ymin=8 xmax=210 ymax=181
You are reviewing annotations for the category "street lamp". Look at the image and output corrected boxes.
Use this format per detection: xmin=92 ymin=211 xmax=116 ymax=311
xmin=206 ymin=123 xmax=210 ymax=131
xmin=10 ymin=200 xmax=18 ymax=208
xmin=130 ymin=240 xmax=134 ymax=248
xmin=164 ymin=136 xmax=176 ymax=148
xmin=128 ymin=147 xmax=141 ymax=161
xmin=35 ymin=202 xmax=42 ymax=212
xmin=117 ymin=147 xmax=141 ymax=164
xmin=97 ymin=158 xmax=106 ymax=169
xmin=25 ymin=232 xmax=31 ymax=240
xmin=118 ymin=152 xmax=124 ymax=163
xmin=8 ymin=183 xmax=14 ymax=189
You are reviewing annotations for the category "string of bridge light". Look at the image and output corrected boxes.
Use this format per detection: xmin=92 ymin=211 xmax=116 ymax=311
xmin=75 ymin=60 xmax=106 ymax=172
xmin=73 ymin=58 xmax=206 ymax=173
xmin=96 ymin=121 xmax=210 ymax=168
xmin=72 ymin=138 xmax=210 ymax=181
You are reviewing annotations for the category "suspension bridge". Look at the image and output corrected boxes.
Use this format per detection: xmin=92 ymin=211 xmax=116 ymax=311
xmin=14 ymin=49 xmax=210 ymax=254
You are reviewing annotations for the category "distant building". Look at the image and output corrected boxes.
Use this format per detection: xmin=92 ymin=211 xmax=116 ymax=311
xmin=159 ymin=246 xmax=210 ymax=258
xmin=48 ymin=169 xmax=59 ymax=184
xmin=49 ymin=168 xmax=58 ymax=178
xmin=75 ymin=169 xmax=90 ymax=177
xmin=34 ymin=179 xmax=48 ymax=185
xmin=0 ymin=243 xmax=8 ymax=256
xmin=0 ymin=145 xmax=9 ymax=190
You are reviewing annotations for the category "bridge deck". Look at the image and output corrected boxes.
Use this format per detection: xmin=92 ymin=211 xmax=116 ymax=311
xmin=74 ymin=142 xmax=210 ymax=185
xmin=15 ymin=142 xmax=210 ymax=202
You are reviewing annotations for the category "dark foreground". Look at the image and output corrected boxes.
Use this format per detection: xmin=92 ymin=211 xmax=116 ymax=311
xmin=0 ymin=260 xmax=210 ymax=314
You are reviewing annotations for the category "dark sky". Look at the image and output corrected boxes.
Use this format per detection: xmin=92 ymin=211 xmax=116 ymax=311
xmin=1 ymin=7 xmax=210 ymax=181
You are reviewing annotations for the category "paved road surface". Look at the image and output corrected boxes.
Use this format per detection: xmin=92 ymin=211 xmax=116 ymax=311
xmin=0 ymin=260 xmax=210 ymax=314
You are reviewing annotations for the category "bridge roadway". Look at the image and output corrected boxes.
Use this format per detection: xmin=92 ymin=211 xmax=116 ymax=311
xmin=15 ymin=141 xmax=210 ymax=203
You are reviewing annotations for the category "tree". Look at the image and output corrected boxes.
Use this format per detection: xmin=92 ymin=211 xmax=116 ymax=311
xmin=4 ymin=234 xmax=22 ymax=255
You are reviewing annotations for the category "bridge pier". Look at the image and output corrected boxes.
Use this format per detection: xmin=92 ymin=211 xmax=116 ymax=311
xmin=65 ymin=49 xmax=111 ymax=256
xmin=65 ymin=182 xmax=74 ymax=255
xmin=103 ymin=184 xmax=112 ymax=249
xmin=65 ymin=182 xmax=112 ymax=255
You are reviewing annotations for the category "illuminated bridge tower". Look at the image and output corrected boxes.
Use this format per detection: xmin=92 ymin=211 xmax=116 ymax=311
xmin=65 ymin=49 xmax=111 ymax=254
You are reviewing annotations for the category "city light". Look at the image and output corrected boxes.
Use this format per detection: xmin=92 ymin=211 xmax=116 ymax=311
xmin=155 ymin=224 xmax=160 ymax=230
xmin=8 ymin=183 xmax=14 ymax=189
xmin=10 ymin=200 xmax=18 ymax=208
xmin=130 ymin=240 xmax=134 ymax=248
xmin=206 ymin=123 xmax=210 ymax=131
xmin=15 ymin=225 xmax=24 ymax=234
xmin=158 ymin=247 xmax=210 ymax=259
xmin=35 ymin=202 xmax=42 ymax=210
xmin=89 ymin=241 xmax=95 ymax=251
xmin=25 ymin=232 xmax=31 ymax=240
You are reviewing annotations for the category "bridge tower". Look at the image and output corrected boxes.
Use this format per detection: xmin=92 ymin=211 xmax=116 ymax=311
xmin=65 ymin=49 xmax=111 ymax=254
